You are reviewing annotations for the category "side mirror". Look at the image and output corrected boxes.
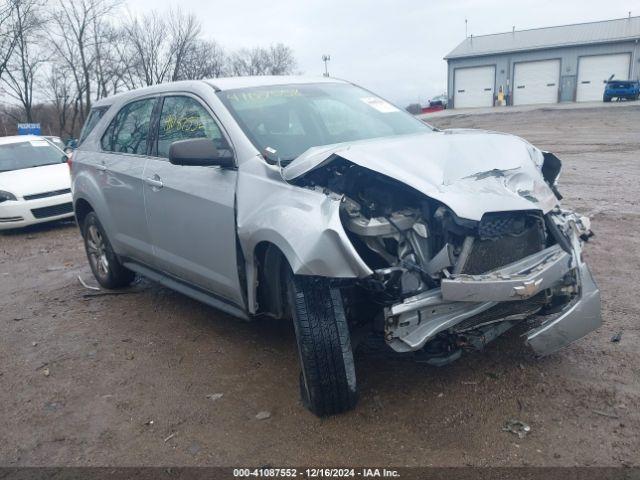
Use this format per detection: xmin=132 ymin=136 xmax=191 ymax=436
xmin=169 ymin=138 xmax=235 ymax=168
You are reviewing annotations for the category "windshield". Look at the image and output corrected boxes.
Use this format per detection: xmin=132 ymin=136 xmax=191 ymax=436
xmin=217 ymin=83 xmax=431 ymax=162
xmin=0 ymin=139 xmax=66 ymax=172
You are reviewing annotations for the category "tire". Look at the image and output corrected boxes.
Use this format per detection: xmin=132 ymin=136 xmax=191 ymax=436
xmin=82 ymin=212 xmax=135 ymax=289
xmin=285 ymin=270 xmax=358 ymax=416
xmin=603 ymin=95 xmax=611 ymax=102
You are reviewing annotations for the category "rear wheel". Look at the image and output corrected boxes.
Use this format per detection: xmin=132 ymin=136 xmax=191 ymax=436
xmin=82 ymin=212 xmax=135 ymax=289
xmin=285 ymin=270 xmax=358 ymax=416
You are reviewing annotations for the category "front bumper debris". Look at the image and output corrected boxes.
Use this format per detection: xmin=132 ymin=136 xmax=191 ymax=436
xmin=385 ymin=288 xmax=495 ymax=352
xmin=440 ymin=244 xmax=571 ymax=303
xmin=524 ymin=262 xmax=601 ymax=356
xmin=384 ymin=210 xmax=601 ymax=354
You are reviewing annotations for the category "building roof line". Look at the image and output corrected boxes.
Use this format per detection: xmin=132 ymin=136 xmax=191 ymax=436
xmin=460 ymin=15 xmax=639 ymax=41
xmin=444 ymin=36 xmax=640 ymax=60
xmin=445 ymin=16 xmax=640 ymax=60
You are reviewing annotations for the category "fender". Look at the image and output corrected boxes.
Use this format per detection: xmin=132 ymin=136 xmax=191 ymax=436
xmin=236 ymin=158 xmax=372 ymax=314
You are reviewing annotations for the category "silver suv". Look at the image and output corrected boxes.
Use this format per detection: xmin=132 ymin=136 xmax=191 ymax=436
xmin=72 ymin=76 xmax=601 ymax=416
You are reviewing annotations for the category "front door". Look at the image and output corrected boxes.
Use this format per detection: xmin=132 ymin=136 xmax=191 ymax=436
xmin=143 ymin=95 xmax=243 ymax=306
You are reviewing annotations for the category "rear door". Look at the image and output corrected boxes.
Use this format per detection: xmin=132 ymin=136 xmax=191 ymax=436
xmin=98 ymin=97 xmax=157 ymax=265
xmin=143 ymin=94 xmax=243 ymax=306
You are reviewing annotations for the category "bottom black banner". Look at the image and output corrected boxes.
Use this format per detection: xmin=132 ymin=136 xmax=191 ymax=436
xmin=0 ymin=467 xmax=639 ymax=480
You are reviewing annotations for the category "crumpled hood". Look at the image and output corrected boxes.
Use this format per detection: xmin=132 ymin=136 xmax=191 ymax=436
xmin=0 ymin=163 xmax=70 ymax=198
xmin=283 ymin=130 xmax=558 ymax=221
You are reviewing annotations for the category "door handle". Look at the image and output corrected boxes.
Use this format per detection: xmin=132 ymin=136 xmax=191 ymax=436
xmin=96 ymin=162 xmax=107 ymax=172
xmin=145 ymin=176 xmax=163 ymax=189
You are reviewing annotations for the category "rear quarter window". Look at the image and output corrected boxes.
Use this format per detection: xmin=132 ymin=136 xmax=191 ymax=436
xmin=79 ymin=106 xmax=109 ymax=145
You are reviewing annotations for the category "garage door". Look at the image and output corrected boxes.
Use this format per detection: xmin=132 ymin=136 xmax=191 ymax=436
xmin=513 ymin=60 xmax=560 ymax=105
xmin=454 ymin=66 xmax=495 ymax=108
xmin=577 ymin=54 xmax=631 ymax=102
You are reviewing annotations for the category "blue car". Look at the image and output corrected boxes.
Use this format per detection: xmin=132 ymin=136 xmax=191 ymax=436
xmin=603 ymin=79 xmax=640 ymax=102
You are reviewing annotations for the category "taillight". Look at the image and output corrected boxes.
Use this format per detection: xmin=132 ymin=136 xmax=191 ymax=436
xmin=67 ymin=151 xmax=73 ymax=173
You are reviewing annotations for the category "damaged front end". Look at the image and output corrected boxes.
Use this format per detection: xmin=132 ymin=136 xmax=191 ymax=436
xmin=380 ymin=209 xmax=600 ymax=358
xmin=283 ymin=134 xmax=601 ymax=364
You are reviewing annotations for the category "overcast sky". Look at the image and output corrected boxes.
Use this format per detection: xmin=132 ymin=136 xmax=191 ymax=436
xmin=125 ymin=0 xmax=640 ymax=105
xmin=3 ymin=1 xmax=638 ymax=107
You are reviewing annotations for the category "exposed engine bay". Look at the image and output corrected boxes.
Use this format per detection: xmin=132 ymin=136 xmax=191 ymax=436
xmin=291 ymin=156 xmax=599 ymax=363
xmin=296 ymin=159 xmax=553 ymax=300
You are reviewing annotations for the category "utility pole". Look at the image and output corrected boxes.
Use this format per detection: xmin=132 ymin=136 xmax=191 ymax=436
xmin=465 ymin=19 xmax=468 ymax=38
xmin=322 ymin=54 xmax=331 ymax=77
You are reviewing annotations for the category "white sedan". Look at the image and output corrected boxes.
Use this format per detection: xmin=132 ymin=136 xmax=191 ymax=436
xmin=0 ymin=135 xmax=74 ymax=230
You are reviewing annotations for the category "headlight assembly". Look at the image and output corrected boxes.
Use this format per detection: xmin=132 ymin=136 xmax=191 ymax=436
xmin=0 ymin=190 xmax=17 ymax=203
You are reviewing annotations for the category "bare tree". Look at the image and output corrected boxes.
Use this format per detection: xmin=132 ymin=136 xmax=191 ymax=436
xmin=110 ymin=24 xmax=139 ymax=90
xmin=48 ymin=0 xmax=118 ymax=121
xmin=177 ymin=39 xmax=226 ymax=80
xmin=122 ymin=8 xmax=202 ymax=87
xmin=1 ymin=0 xmax=299 ymax=136
xmin=265 ymin=43 xmax=296 ymax=75
xmin=2 ymin=0 xmax=45 ymax=122
xmin=91 ymin=17 xmax=126 ymax=98
xmin=0 ymin=0 xmax=19 ymax=80
xmin=91 ymin=14 xmax=110 ymax=99
xmin=229 ymin=43 xmax=296 ymax=76
xmin=121 ymin=10 xmax=171 ymax=87
xmin=168 ymin=10 xmax=200 ymax=81
xmin=229 ymin=47 xmax=265 ymax=76
xmin=44 ymin=63 xmax=75 ymax=136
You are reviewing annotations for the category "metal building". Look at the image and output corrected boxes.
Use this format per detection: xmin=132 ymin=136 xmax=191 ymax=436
xmin=445 ymin=16 xmax=640 ymax=108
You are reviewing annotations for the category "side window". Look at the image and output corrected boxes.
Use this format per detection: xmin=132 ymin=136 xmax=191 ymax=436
xmin=157 ymin=96 xmax=225 ymax=158
xmin=101 ymin=98 xmax=156 ymax=155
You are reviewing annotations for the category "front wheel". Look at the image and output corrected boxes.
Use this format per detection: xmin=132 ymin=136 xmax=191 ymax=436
xmin=603 ymin=95 xmax=611 ymax=102
xmin=285 ymin=271 xmax=358 ymax=416
xmin=82 ymin=212 xmax=135 ymax=289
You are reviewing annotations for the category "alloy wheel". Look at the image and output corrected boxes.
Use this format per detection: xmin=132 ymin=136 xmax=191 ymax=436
xmin=86 ymin=224 xmax=109 ymax=277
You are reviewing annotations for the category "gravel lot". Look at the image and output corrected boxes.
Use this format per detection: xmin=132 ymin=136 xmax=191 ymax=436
xmin=1 ymin=104 xmax=638 ymax=467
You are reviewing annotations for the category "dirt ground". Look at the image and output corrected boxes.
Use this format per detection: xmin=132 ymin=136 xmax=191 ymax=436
xmin=1 ymin=104 xmax=639 ymax=467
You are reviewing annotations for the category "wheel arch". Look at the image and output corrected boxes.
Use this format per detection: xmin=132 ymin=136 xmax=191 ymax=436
xmin=238 ymin=196 xmax=373 ymax=315
xmin=74 ymin=197 xmax=94 ymax=233
xmin=251 ymin=240 xmax=290 ymax=319
xmin=72 ymin=169 xmax=117 ymax=251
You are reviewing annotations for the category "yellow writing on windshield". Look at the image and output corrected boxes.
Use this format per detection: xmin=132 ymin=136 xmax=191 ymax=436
xmin=163 ymin=115 xmax=204 ymax=133
xmin=226 ymin=88 xmax=301 ymax=103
